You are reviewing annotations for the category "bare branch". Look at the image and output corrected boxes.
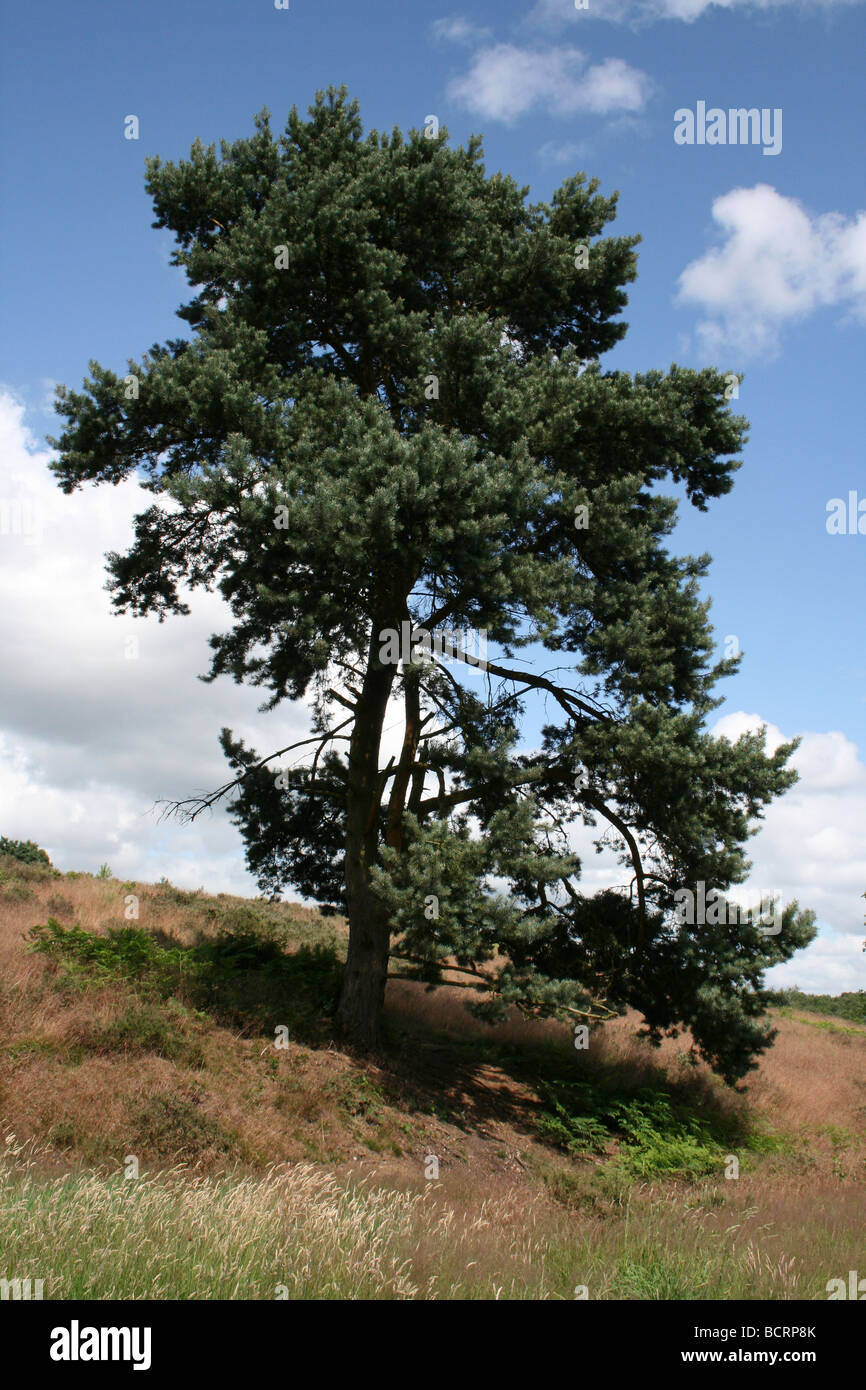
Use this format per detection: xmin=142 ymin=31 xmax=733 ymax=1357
xmin=156 ymin=719 xmax=353 ymax=822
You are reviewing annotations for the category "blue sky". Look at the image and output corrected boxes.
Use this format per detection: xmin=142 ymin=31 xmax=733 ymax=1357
xmin=1 ymin=0 xmax=864 ymax=991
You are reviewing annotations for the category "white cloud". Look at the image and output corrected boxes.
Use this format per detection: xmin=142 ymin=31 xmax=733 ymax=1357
xmin=0 ymin=388 xmax=309 ymax=893
xmin=711 ymin=712 xmax=866 ymax=991
xmin=538 ymin=139 xmax=593 ymax=165
xmin=445 ymin=43 xmax=652 ymax=124
xmin=538 ymin=112 xmax=647 ymax=164
xmin=430 ymin=16 xmax=492 ymax=45
xmin=764 ymin=929 xmax=864 ymax=995
xmin=578 ymin=56 xmax=651 ymax=113
xmin=676 ymin=184 xmax=866 ymax=358
xmin=527 ymin=0 xmax=863 ymax=27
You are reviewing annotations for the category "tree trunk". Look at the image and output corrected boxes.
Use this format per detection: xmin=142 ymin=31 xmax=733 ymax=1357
xmin=335 ymin=612 xmax=396 ymax=1048
xmin=335 ymin=898 xmax=391 ymax=1047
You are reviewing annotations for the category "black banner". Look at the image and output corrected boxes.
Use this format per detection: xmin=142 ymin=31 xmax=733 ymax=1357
xmin=6 ymin=1297 xmax=860 ymax=1377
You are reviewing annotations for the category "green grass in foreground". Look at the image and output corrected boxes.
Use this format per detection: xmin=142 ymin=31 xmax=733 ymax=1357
xmin=0 ymin=1145 xmax=844 ymax=1301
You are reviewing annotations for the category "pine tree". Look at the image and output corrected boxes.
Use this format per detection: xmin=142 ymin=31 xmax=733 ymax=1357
xmin=49 ymin=87 xmax=815 ymax=1081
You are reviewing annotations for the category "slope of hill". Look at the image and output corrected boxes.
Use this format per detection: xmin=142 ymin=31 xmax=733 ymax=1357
xmin=1 ymin=852 xmax=863 ymax=1299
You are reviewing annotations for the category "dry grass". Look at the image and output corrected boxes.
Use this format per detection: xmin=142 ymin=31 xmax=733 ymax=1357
xmin=2 ymin=1133 xmax=861 ymax=1300
xmin=1 ymin=856 xmax=864 ymax=1300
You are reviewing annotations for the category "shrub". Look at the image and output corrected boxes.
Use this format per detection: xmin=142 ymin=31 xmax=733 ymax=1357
xmin=26 ymin=919 xmax=185 ymax=986
xmin=0 ymin=837 xmax=51 ymax=866
xmin=82 ymin=1001 xmax=204 ymax=1067
xmin=151 ymin=877 xmax=202 ymax=906
xmin=46 ymin=895 xmax=76 ymax=919
xmin=536 ymin=1084 xmax=612 ymax=1156
xmin=772 ymin=988 xmax=866 ymax=1025
xmin=536 ymin=1079 xmax=729 ymax=1181
xmin=128 ymin=1091 xmax=239 ymax=1162
xmin=26 ymin=918 xmax=341 ymax=1043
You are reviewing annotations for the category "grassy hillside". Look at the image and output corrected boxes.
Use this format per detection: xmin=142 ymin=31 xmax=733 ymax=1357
xmin=1 ymin=851 xmax=863 ymax=1299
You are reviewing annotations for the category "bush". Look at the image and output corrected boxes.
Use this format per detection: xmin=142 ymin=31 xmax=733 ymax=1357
xmin=129 ymin=1091 xmax=239 ymax=1162
xmin=151 ymin=877 xmax=202 ymax=906
xmin=26 ymin=917 xmax=341 ymax=1044
xmin=536 ymin=1079 xmax=729 ymax=1180
xmin=26 ymin=919 xmax=184 ymax=986
xmin=46 ymin=895 xmax=76 ymax=919
xmin=0 ymin=837 xmax=51 ymax=867
xmin=82 ymin=1001 xmax=204 ymax=1068
xmin=610 ymin=1091 xmax=722 ymax=1179
xmin=772 ymin=988 xmax=866 ymax=1025
xmin=536 ymin=1084 xmax=612 ymax=1156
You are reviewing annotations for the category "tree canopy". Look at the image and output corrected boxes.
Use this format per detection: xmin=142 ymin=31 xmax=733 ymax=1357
xmin=49 ymin=87 xmax=815 ymax=1083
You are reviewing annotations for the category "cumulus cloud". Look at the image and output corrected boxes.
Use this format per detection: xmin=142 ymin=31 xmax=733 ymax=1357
xmin=430 ymin=16 xmax=492 ymax=45
xmin=676 ymin=184 xmax=866 ymax=358
xmin=538 ymin=139 xmax=593 ymax=165
xmin=711 ymin=712 xmax=866 ymax=992
xmin=444 ymin=43 xmax=652 ymax=124
xmin=527 ymin=0 xmax=863 ymax=27
xmin=0 ymin=389 xmax=308 ymax=893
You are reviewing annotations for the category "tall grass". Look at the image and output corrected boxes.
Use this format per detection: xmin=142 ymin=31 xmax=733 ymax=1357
xmin=2 ymin=862 xmax=863 ymax=1301
xmin=0 ymin=1138 xmax=855 ymax=1301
